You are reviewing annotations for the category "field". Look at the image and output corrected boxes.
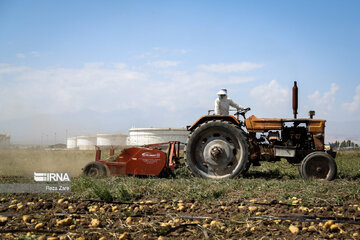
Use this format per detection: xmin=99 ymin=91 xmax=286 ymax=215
xmin=0 ymin=149 xmax=360 ymax=239
xmin=0 ymin=149 xmax=94 ymax=177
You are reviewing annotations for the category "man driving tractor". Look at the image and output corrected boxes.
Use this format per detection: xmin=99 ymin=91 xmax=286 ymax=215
xmin=214 ymin=88 xmax=250 ymax=115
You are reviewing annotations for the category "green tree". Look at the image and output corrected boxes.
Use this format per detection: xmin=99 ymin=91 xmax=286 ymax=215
xmin=333 ymin=140 xmax=359 ymax=149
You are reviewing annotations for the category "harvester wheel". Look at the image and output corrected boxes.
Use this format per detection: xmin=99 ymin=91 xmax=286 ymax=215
xmin=83 ymin=162 xmax=107 ymax=177
xmin=185 ymin=120 xmax=249 ymax=179
xmin=300 ymin=151 xmax=337 ymax=181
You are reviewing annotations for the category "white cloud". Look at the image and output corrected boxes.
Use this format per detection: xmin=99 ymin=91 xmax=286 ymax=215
xmin=0 ymin=62 xmax=258 ymax=122
xmin=343 ymin=85 xmax=360 ymax=113
xmin=308 ymin=83 xmax=339 ymax=113
xmin=0 ymin=64 xmax=148 ymax=120
xmin=0 ymin=64 xmax=30 ymax=74
xmin=250 ymin=80 xmax=290 ymax=107
xmin=198 ymin=62 xmax=264 ymax=73
xmin=112 ymin=62 xmax=127 ymax=69
xmin=0 ymin=62 xmax=261 ymax=143
xmin=30 ymin=51 xmax=40 ymax=57
xmin=144 ymin=71 xmax=255 ymax=112
xmin=146 ymin=60 xmax=180 ymax=68
xmin=16 ymin=53 xmax=26 ymax=59
xmin=133 ymin=51 xmax=154 ymax=59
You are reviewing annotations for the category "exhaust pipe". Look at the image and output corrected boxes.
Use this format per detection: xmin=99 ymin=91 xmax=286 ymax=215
xmin=292 ymin=81 xmax=298 ymax=119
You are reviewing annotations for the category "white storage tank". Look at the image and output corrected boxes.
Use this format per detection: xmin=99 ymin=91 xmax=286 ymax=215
xmin=0 ymin=134 xmax=10 ymax=148
xmin=76 ymin=136 xmax=97 ymax=150
xmin=66 ymin=137 xmax=77 ymax=149
xmin=96 ymin=133 xmax=127 ymax=146
xmin=127 ymin=128 xmax=189 ymax=146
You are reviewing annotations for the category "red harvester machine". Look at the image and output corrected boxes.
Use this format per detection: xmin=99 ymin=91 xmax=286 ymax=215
xmin=83 ymin=141 xmax=181 ymax=177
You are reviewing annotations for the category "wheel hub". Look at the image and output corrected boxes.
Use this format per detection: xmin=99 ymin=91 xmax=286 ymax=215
xmin=203 ymin=139 xmax=234 ymax=168
xmin=307 ymin=159 xmax=329 ymax=178
xmin=210 ymin=146 xmax=224 ymax=160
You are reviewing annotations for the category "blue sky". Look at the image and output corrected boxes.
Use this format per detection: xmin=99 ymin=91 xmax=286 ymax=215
xmin=0 ymin=0 xmax=359 ymax=144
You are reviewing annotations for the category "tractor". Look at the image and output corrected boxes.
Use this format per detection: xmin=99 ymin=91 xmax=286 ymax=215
xmin=184 ymin=81 xmax=337 ymax=180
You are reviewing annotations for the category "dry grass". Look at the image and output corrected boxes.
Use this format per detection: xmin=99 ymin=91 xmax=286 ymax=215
xmin=67 ymin=149 xmax=360 ymax=206
xmin=0 ymin=149 xmax=94 ymax=177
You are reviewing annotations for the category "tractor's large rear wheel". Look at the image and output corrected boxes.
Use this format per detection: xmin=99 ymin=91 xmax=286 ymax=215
xmin=185 ymin=120 xmax=249 ymax=179
xmin=300 ymin=151 xmax=337 ymax=181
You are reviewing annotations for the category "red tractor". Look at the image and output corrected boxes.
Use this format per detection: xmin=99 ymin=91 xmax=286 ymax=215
xmin=184 ymin=82 xmax=337 ymax=180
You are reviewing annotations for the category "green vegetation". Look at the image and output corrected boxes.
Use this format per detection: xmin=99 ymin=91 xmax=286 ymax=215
xmin=72 ymin=176 xmax=139 ymax=201
xmin=1 ymin=149 xmax=359 ymax=206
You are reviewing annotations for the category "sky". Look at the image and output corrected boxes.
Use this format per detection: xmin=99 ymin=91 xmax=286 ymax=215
xmin=0 ymin=0 xmax=359 ymax=144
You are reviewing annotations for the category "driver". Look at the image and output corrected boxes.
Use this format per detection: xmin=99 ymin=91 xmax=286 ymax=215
xmin=214 ymin=88 xmax=250 ymax=115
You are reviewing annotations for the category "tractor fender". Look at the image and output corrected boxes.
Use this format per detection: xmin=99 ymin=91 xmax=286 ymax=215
xmin=187 ymin=115 xmax=241 ymax=132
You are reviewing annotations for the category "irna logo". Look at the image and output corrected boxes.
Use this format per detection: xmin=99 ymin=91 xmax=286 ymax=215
xmin=34 ymin=172 xmax=71 ymax=182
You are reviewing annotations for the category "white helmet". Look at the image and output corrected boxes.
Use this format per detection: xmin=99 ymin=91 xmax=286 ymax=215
xmin=217 ymin=88 xmax=227 ymax=96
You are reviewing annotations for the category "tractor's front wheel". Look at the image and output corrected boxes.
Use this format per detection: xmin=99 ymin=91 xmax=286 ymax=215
xmin=300 ymin=152 xmax=337 ymax=181
xmin=185 ymin=120 xmax=249 ymax=179
xmin=83 ymin=162 xmax=108 ymax=177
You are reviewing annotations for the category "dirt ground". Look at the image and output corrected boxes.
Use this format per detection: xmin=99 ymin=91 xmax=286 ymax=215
xmin=1 ymin=150 xmax=359 ymax=239
xmin=0 ymin=194 xmax=360 ymax=240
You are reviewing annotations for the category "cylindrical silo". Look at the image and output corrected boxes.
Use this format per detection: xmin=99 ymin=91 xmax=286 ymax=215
xmin=127 ymin=128 xmax=189 ymax=146
xmin=66 ymin=137 xmax=77 ymax=149
xmin=96 ymin=133 xmax=127 ymax=146
xmin=0 ymin=134 xmax=10 ymax=148
xmin=76 ymin=136 xmax=97 ymax=150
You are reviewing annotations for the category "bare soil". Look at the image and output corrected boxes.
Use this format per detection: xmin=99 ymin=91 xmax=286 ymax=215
xmin=0 ymin=150 xmax=359 ymax=239
xmin=0 ymin=194 xmax=360 ymax=239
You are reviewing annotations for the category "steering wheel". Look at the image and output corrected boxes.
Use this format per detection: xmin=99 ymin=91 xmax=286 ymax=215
xmin=234 ymin=108 xmax=251 ymax=119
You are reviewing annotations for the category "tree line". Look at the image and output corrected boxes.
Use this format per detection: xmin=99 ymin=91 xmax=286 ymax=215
xmin=330 ymin=140 xmax=359 ymax=149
